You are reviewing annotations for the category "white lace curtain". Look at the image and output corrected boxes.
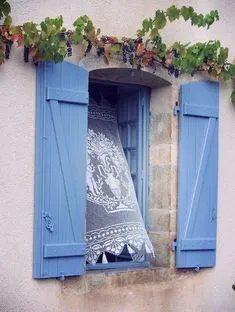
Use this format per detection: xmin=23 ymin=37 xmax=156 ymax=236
xmin=86 ymin=95 xmax=154 ymax=264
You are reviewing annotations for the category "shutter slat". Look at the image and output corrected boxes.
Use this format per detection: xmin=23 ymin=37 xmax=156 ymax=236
xmin=44 ymin=243 xmax=86 ymax=258
xmin=176 ymin=80 xmax=219 ymax=269
xmin=181 ymin=239 xmax=216 ymax=251
xmin=47 ymin=87 xmax=88 ymax=104
xmin=183 ymin=103 xmax=218 ymax=118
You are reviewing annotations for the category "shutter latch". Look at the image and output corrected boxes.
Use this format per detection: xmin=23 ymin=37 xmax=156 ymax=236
xmin=173 ymin=101 xmax=180 ymax=116
xmin=171 ymin=239 xmax=177 ymax=252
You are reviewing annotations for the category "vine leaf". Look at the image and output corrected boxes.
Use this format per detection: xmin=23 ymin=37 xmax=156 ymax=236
xmin=231 ymin=90 xmax=235 ymax=103
xmin=0 ymin=0 xmax=10 ymax=19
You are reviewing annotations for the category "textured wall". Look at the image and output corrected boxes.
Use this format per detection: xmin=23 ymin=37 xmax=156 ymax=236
xmin=1 ymin=0 xmax=235 ymax=311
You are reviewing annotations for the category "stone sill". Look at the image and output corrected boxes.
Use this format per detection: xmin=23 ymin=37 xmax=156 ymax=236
xmin=60 ymin=266 xmax=196 ymax=295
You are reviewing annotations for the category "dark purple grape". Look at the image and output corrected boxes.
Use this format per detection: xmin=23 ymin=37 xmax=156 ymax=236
xmin=174 ymin=69 xmax=179 ymax=78
xmin=5 ymin=40 xmax=13 ymax=59
xmin=134 ymin=37 xmax=143 ymax=44
xmin=122 ymin=46 xmax=127 ymax=63
xmin=168 ymin=64 xmax=175 ymax=75
xmin=123 ymin=42 xmax=132 ymax=53
xmin=173 ymin=49 xmax=180 ymax=58
xmin=24 ymin=46 xmax=29 ymax=62
xmin=66 ymin=41 xmax=72 ymax=57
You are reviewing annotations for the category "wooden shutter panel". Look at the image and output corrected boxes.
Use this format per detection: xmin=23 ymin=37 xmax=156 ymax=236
xmin=176 ymin=80 xmax=219 ymax=269
xmin=33 ymin=61 xmax=88 ymax=278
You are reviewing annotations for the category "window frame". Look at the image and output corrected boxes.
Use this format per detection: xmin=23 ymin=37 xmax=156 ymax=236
xmin=87 ymin=79 xmax=151 ymax=271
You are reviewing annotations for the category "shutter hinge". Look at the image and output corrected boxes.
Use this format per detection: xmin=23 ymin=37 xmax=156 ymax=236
xmin=59 ymin=273 xmax=65 ymax=281
xmin=193 ymin=266 xmax=200 ymax=273
xmin=171 ymin=240 xmax=177 ymax=252
xmin=173 ymin=101 xmax=180 ymax=116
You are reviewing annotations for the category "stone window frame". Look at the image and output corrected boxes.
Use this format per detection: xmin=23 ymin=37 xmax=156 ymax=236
xmin=77 ymin=58 xmax=178 ymax=276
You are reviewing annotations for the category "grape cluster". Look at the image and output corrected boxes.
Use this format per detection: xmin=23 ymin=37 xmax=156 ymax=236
xmin=5 ymin=40 xmax=13 ymax=60
xmin=122 ymin=42 xmax=134 ymax=64
xmin=66 ymin=41 xmax=72 ymax=57
xmin=84 ymin=40 xmax=92 ymax=56
xmin=59 ymin=32 xmax=66 ymax=40
xmin=24 ymin=45 xmax=29 ymax=63
xmin=122 ymin=46 xmax=127 ymax=63
xmin=175 ymin=68 xmax=179 ymax=78
xmin=168 ymin=64 xmax=175 ymax=75
xmin=96 ymin=47 xmax=105 ymax=57
xmin=134 ymin=37 xmax=143 ymax=44
xmin=168 ymin=64 xmax=180 ymax=78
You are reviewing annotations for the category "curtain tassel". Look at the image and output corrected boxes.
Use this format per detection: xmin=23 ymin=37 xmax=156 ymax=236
xmin=145 ymin=243 xmax=151 ymax=254
xmin=102 ymin=252 xmax=108 ymax=264
xmin=127 ymin=244 xmax=135 ymax=255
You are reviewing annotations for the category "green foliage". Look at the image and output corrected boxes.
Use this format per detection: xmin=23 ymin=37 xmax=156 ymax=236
xmin=0 ymin=0 xmax=10 ymax=20
xmin=0 ymin=2 xmax=235 ymax=101
xmin=231 ymin=90 xmax=235 ymax=103
xmin=137 ymin=5 xmax=219 ymax=39
xmin=23 ymin=16 xmax=67 ymax=63
xmin=73 ymin=15 xmax=93 ymax=44
xmin=232 ymin=282 xmax=235 ymax=291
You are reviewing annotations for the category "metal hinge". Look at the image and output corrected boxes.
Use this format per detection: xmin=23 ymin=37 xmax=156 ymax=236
xmin=171 ymin=240 xmax=177 ymax=251
xmin=173 ymin=101 xmax=180 ymax=116
xmin=193 ymin=266 xmax=200 ymax=272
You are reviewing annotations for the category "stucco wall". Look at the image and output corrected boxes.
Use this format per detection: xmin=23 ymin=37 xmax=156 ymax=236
xmin=1 ymin=1 xmax=235 ymax=311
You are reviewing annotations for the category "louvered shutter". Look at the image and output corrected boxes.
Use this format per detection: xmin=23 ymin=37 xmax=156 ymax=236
xmin=33 ymin=61 xmax=88 ymax=278
xmin=176 ymin=80 xmax=219 ymax=269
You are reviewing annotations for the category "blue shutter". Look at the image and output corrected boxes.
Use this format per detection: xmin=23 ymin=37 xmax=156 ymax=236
xmin=33 ymin=61 xmax=88 ymax=278
xmin=176 ymin=80 xmax=219 ymax=269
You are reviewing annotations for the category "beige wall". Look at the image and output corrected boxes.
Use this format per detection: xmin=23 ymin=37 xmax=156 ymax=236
xmin=1 ymin=1 xmax=235 ymax=311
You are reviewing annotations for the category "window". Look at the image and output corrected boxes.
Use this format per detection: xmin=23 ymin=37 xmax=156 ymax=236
xmin=33 ymin=61 xmax=219 ymax=279
xmin=87 ymin=81 xmax=150 ymax=270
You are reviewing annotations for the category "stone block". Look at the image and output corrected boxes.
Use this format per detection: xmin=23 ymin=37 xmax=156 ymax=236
xmin=150 ymin=113 xmax=172 ymax=145
xmin=150 ymin=143 xmax=171 ymax=166
xmin=169 ymin=210 xmax=177 ymax=233
xmin=170 ymin=165 xmax=178 ymax=210
xmin=148 ymin=211 xmax=170 ymax=232
xmin=150 ymin=86 xmax=173 ymax=114
xmin=148 ymin=232 xmax=170 ymax=267
xmin=149 ymin=164 xmax=170 ymax=210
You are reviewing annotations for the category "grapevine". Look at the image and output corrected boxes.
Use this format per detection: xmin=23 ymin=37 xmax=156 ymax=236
xmin=0 ymin=1 xmax=235 ymax=101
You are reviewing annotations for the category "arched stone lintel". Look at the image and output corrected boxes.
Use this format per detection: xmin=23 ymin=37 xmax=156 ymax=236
xmin=79 ymin=56 xmax=173 ymax=88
